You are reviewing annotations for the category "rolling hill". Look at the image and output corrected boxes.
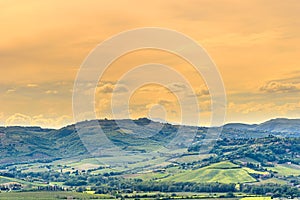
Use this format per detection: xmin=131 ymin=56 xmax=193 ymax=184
xmin=0 ymin=118 xmax=299 ymax=166
xmin=0 ymin=118 xmax=299 ymax=198
xmin=162 ymin=161 xmax=256 ymax=184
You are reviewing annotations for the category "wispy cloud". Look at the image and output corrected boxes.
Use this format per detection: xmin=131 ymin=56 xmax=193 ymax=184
xmin=45 ymin=90 xmax=58 ymax=94
xmin=26 ymin=83 xmax=38 ymax=88
xmin=229 ymin=101 xmax=300 ymax=115
xmin=96 ymin=82 xmax=128 ymax=94
xmin=6 ymin=89 xmax=16 ymax=94
xmin=260 ymin=81 xmax=300 ymax=93
xmin=5 ymin=113 xmax=72 ymax=128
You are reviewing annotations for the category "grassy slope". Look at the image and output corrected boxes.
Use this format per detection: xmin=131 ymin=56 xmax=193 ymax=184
xmin=242 ymin=167 xmax=269 ymax=175
xmin=206 ymin=161 xmax=239 ymax=169
xmin=0 ymin=176 xmax=48 ymax=187
xmin=253 ymin=178 xmax=287 ymax=185
xmin=123 ymin=172 xmax=168 ymax=180
xmin=162 ymin=161 xmax=256 ymax=184
xmin=266 ymin=164 xmax=300 ymax=176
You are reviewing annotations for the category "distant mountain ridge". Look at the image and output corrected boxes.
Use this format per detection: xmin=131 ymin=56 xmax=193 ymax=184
xmin=224 ymin=118 xmax=300 ymax=133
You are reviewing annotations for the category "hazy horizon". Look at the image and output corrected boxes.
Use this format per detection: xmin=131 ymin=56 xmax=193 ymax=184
xmin=1 ymin=116 xmax=300 ymax=129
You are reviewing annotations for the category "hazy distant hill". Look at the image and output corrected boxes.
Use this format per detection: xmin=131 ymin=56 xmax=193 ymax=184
xmin=255 ymin=118 xmax=300 ymax=133
xmin=224 ymin=118 xmax=300 ymax=134
xmin=223 ymin=123 xmax=257 ymax=130
xmin=0 ymin=118 xmax=300 ymax=165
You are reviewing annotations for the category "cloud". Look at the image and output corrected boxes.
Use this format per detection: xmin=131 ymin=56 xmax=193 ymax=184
xmin=114 ymin=86 xmax=128 ymax=93
xmin=192 ymin=86 xmax=210 ymax=97
xmin=270 ymin=71 xmax=300 ymax=84
xmin=158 ymin=99 xmax=172 ymax=107
xmin=3 ymin=81 xmax=72 ymax=97
xmin=27 ymin=83 xmax=38 ymax=88
xmin=196 ymin=89 xmax=209 ymax=97
xmin=31 ymin=115 xmax=72 ymax=128
xmin=5 ymin=113 xmax=72 ymax=128
xmin=229 ymin=101 xmax=300 ymax=115
xmin=45 ymin=90 xmax=58 ymax=94
xmin=199 ymin=100 xmax=211 ymax=112
xmin=96 ymin=82 xmax=128 ymax=94
xmin=168 ymin=83 xmax=187 ymax=92
xmin=5 ymin=113 xmax=32 ymax=126
xmin=97 ymin=83 xmax=114 ymax=94
xmin=6 ymin=89 xmax=16 ymax=94
xmin=260 ymin=81 xmax=300 ymax=93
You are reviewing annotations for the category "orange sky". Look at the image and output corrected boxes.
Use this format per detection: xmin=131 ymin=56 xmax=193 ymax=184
xmin=1 ymin=0 xmax=300 ymax=127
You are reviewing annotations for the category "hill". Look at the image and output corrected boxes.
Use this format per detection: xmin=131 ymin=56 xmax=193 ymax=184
xmin=162 ymin=161 xmax=256 ymax=184
xmin=0 ymin=117 xmax=300 ymax=166
xmin=224 ymin=118 xmax=300 ymax=134
xmin=0 ymin=119 xmax=299 ymax=198
xmin=255 ymin=118 xmax=300 ymax=133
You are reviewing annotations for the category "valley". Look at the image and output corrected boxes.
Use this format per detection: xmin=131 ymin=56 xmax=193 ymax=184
xmin=0 ymin=118 xmax=299 ymax=199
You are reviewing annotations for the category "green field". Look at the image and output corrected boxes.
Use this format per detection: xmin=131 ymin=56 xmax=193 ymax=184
xmin=253 ymin=178 xmax=287 ymax=185
xmin=266 ymin=164 xmax=300 ymax=176
xmin=0 ymin=191 xmax=111 ymax=200
xmin=122 ymin=161 xmax=257 ymax=183
xmin=242 ymin=167 xmax=269 ymax=175
xmin=162 ymin=161 xmax=256 ymax=184
xmin=240 ymin=197 xmax=271 ymax=200
xmin=206 ymin=161 xmax=239 ymax=169
xmin=123 ymin=172 xmax=168 ymax=180
xmin=0 ymin=176 xmax=15 ymax=184
xmin=0 ymin=176 xmax=48 ymax=187
xmin=0 ymin=191 xmax=261 ymax=200
xmin=121 ymin=191 xmax=243 ymax=199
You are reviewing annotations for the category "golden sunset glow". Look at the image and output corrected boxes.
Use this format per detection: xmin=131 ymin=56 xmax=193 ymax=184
xmin=1 ymin=0 xmax=300 ymax=127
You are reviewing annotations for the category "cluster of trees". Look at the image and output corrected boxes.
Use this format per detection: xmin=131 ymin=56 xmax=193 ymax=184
xmin=86 ymin=179 xmax=299 ymax=199
xmin=0 ymin=183 xmax=22 ymax=191
xmin=1 ymin=167 xmax=299 ymax=198
xmin=241 ymin=184 xmax=300 ymax=198
xmin=87 ymin=181 xmax=237 ymax=194
xmin=189 ymin=136 xmax=300 ymax=166
xmin=132 ymin=182 xmax=236 ymax=193
xmin=36 ymin=185 xmax=64 ymax=191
